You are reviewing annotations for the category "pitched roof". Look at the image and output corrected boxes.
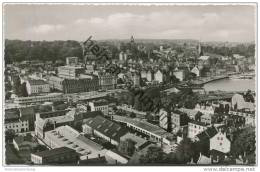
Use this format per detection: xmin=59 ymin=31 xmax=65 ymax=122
xmin=196 ymin=126 xmax=218 ymax=141
xmin=189 ymin=120 xmax=208 ymax=127
xmin=32 ymin=147 xmax=77 ymax=158
xmin=84 ymin=115 xmax=128 ymax=142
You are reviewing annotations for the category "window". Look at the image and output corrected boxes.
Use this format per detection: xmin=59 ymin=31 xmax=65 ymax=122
xmin=219 ymin=143 xmax=222 ymax=146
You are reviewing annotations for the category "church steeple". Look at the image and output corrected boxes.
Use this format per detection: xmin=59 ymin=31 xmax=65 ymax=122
xmin=198 ymin=42 xmax=201 ymax=55
xmin=130 ymin=35 xmax=135 ymax=44
xmin=198 ymin=41 xmax=203 ymax=56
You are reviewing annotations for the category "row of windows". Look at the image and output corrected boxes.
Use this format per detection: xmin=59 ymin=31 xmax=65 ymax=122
xmin=128 ymin=124 xmax=160 ymax=141
xmin=6 ymin=123 xmax=28 ymax=128
xmin=15 ymin=96 xmax=61 ymax=103
xmin=96 ymin=106 xmax=108 ymax=111
xmin=5 ymin=126 xmax=28 ymax=132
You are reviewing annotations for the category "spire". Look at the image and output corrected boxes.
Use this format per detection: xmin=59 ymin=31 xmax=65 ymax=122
xmin=198 ymin=39 xmax=203 ymax=56
xmin=198 ymin=42 xmax=201 ymax=56
xmin=130 ymin=35 xmax=135 ymax=43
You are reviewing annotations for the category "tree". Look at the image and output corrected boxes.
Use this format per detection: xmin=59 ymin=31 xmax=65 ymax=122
xmin=20 ymin=82 xmax=28 ymax=97
xmin=5 ymin=92 xmax=12 ymax=100
xmin=145 ymin=113 xmax=154 ymax=121
xmin=244 ymin=90 xmax=254 ymax=103
xmin=177 ymin=88 xmax=198 ymax=109
xmin=38 ymin=105 xmax=52 ymax=113
xmin=129 ymin=112 xmax=136 ymax=118
xmin=186 ymin=72 xmax=197 ymax=81
xmin=175 ymin=138 xmax=196 ymax=164
xmin=13 ymin=76 xmax=21 ymax=96
xmin=5 ymin=129 xmax=16 ymax=143
xmin=139 ymin=146 xmax=166 ymax=164
xmin=118 ymin=139 xmax=136 ymax=156
xmin=231 ymin=127 xmax=256 ymax=164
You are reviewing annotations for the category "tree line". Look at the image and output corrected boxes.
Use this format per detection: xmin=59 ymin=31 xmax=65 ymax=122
xmin=5 ymin=39 xmax=255 ymax=65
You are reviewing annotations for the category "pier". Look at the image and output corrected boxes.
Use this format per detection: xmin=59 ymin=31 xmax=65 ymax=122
xmin=191 ymin=75 xmax=229 ymax=85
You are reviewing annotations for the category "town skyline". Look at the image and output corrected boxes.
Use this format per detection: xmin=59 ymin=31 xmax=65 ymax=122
xmin=4 ymin=4 xmax=256 ymax=42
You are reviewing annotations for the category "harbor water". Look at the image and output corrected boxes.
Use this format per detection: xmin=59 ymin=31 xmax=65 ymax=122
xmin=203 ymin=78 xmax=256 ymax=92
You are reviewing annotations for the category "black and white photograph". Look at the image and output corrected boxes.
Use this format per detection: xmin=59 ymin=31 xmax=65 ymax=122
xmin=1 ymin=1 xmax=257 ymax=168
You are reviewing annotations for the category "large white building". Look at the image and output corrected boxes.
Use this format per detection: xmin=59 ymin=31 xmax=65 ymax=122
xmin=58 ymin=65 xmax=85 ymax=79
xmin=44 ymin=125 xmax=105 ymax=159
xmin=26 ymin=79 xmax=50 ymax=95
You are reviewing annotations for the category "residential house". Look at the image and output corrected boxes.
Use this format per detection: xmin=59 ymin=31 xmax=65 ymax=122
xmin=171 ymin=111 xmax=189 ymax=133
xmin=146 ymin=70 xmax=152 ymax=82
xmin=191 ymin=66 xmax=200 ymax=77
xmin=210 ymin=131 xmax=231 ymax=154
xmin=5 ymin=108 xmax=29 ymax=133
xmin=154 ymin=70 xmax=163 ymax=83
xmin=173 ymin=70 xmax=185 ymax=81
xmin=188 ymin=120 xmax=208 ymax=140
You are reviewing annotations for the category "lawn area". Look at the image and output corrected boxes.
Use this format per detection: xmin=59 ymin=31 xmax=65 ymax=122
xmin=5 ymin=143 xmax=25 ymax=165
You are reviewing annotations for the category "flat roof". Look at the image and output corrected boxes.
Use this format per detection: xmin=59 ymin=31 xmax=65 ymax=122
xmin=32 ymin=147 xmax=76 ymax=158
xmin=44 ymin=125 xmax=104 ymax=156
xmin=112 ymin=115 xmax=168 ymax=137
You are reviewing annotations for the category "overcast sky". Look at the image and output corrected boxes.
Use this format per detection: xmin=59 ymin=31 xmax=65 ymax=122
xmin=4 ymin=4 xmax=256 ymax=42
